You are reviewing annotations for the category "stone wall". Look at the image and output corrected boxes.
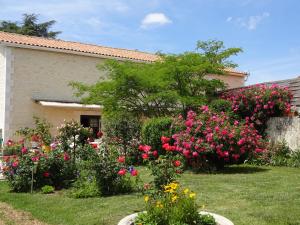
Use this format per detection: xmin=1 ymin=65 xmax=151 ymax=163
xmin=266 ymin=116 xmax=300 ymax=151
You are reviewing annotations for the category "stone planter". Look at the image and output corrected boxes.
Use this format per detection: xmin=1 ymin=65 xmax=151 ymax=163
xmin=118 ymin=211 xmax=234 ymax=225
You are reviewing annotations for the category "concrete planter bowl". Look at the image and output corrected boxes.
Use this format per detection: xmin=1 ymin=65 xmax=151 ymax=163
xmin=118 ymin=211 xmax=234 ymax=225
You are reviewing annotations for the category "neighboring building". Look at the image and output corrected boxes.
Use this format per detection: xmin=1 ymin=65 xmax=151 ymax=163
xmin=0 ymin=31 xmax=247 ymax=141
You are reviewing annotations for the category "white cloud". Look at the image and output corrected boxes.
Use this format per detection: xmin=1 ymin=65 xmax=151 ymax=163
xmin=226 ymin=17 xmax=233 ymax=22
xmin=227 ymin=12 xmax=270 ymax=30
xmin=84 ymin=18 xmax=103 ymax=29
xmin=141 ymin=13 xmax=172 ymax=29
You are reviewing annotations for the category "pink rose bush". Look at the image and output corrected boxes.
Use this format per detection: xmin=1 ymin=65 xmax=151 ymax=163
xmin=167 ymin=107 xmax=265 ymax=169
xmin=221 ymin=84 xmax=293 ymax=133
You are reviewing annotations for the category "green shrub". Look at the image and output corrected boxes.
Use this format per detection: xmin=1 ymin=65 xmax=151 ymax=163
xmin=41 ymin=185 xmax=54 ymax=194
xmin=103 ymin=113 xmax=142 ymax=164
xmin=288 ymin=151 xmax=300 ymax=167
xmin=141 ymin=117 xmax=173 ymax=154
xmin=70 ymin=161 xmax=100 ymax=198
xmin=250 ymin=141 xmax=300 ymax=167
xmin=209 ymin=99 xmax=232 ymax=113
xmin=93 ymin=145 xmax=137 ymax=196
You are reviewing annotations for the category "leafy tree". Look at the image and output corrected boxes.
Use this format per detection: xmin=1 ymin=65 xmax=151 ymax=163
xmin=71 ymin=40 xmax=242 ymax=118
xmin=0 ymin=14 xmax=61 ymax=38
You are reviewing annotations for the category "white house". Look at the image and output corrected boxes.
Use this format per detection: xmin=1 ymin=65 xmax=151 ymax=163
xmin=0 ymin=31 xmax=247 ymax=142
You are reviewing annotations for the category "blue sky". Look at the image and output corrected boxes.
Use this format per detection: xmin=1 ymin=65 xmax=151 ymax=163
xmin=1 ymin=0 xmax=300 ymax=84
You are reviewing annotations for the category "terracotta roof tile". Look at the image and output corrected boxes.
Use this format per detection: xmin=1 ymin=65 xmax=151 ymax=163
xmin=0 ymin=31 xmax=159 ymax=62
xmin=0 ymin=31 xmax=247 ymax=75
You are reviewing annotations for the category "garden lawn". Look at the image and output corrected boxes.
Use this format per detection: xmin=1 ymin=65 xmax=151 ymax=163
xmin=0 ymin=165 xmax=300 ymax=225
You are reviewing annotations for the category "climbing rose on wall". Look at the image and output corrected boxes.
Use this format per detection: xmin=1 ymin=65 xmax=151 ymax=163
xmin=221 ymin=84 xmax=293 ymax=134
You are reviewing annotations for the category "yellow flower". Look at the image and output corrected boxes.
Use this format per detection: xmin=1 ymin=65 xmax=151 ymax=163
xmin=144 ymin=195 xmax=149 ymax=203
xmin=183 ymin=188 xmax=189 ymax=194
xmin=164 ymin=182 xmax=179 ymax=193
xmin=189 ymin=192 xmax=196 ymax=198
xmin=156 ymin=201 xmax=163 ymax=208
xmin=171 ymin=195 xmax=178 ymax=202
xmin=170 ymin=182 xmax=179 ymax=190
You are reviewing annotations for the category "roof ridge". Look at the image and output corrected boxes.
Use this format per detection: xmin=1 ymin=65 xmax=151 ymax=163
xmin=0 ymin=31 xmax=156 ymax=57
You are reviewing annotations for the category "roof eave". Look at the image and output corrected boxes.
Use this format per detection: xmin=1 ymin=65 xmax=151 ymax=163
xmin=0 ymin=41 xmax=155 ymax=63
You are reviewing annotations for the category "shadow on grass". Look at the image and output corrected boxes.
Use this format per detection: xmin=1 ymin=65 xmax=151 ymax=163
xmin=215 ymin=165 xmax=270 ymax=174
xmin=186 ymin=165 xmax=270 ymax=175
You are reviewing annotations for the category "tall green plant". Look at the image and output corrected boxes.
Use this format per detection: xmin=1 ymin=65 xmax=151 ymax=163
xmin=142 ymin=117 xmax=173 ymax=154
xmin=0 ymin=13 xmax=61 ymax=38
xmin=71 ymin=40 xmax=242 ymax=118
xmin=103 ymin=113 xmax=141 ymax=164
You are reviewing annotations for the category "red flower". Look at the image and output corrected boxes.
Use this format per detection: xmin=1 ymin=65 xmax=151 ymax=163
xmin=31 ymin=156 xmax=39 ymax=162
xmin=237 ymin=138 xmax=245 ymax=146
xmin=143 ymin=145 xmax=151 ymax=152
xmin=97 ymin=131 xmax=103 ymax=138
xmin=161 ymin=136 xmax=170 ymax=144
xmin=131 ymin=169 xmax=138 ymax=176
xmin=183 ymin=150 xmax=190 ymax=158
xmin=90 ymin=143 xmax=98 ymax=149
xmin=21 ymin=147 xmax=27 ymax=154
xmin=43 ymin=172 xmax=50 ymax=178
xmin=118 ymin=168 xmax=127 ymax=176
xmin=255 ymin=148 xmax=263 ymax=153
xmin=138 ymin=145 xmax=151 ymax=152
xmin=31 ymin=135 xmax=40 ymax=142
xmin=142 ymin=153 xmax=149 ymax=160
xmin=63 ymin=153 xmax=70 ymax=161
xmin=185 ymin=120 xmax=193 ymax=127
xmin=6 ymin=140 xmax=13 ymax=147
xmin=232 ymin=154 xmax=240 ymax=161
xmin=173 ymin=160 xmax=181 ymax=167
xmin=118 ymin=156 xmax=125 ymax=163
xmin=12 ymin=161 xmax=19 ymax=168
xmin=152 ymin=150 xmax=158 ymax=157
xmin=3 ymin=156 xmax=10 ymax=162
xmin=192 ymin=151 xmax=199 ymax=158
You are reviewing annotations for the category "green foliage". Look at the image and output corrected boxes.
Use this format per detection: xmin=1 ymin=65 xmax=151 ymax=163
xmin=209 ymin=99 xmax=232 ymax=113
xmin=70 ymin=161 xmax=100 ymax=198
xmin=0 ymin=13 xmax=61 ymax=38
xmin=250 ymin=141 xmax=300 ymax=167
xmin=71 ymin=40 xmax=242 ymax=118
xmin=209 ymin=99 xmax=239 ymax=122
xmin=93 ymin=144 xmax=137 ymax=196
xmin=16 ymin=116 xmax=52 ymax=146
xmin=150 ymin=155 xmax=183 ymax=189
xmin=103 ymin=113 xmax=141 ymax=164
xmin=142 ymin=117 xmax=173 ymax=153
xmin=138 ymin=143 xmax=184 ymax=189
xmin=135 ymin=183 xmax=216 ymax=225
xmin=41 ymin=185 xmax=55 ymax=194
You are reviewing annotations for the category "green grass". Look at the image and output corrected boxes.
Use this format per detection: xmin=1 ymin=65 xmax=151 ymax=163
xmin=0 ymin=165 xmax=300 ymax=225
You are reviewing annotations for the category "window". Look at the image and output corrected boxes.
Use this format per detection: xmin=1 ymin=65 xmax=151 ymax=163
xmin=80 ymin=115 xmax=101 ymax=138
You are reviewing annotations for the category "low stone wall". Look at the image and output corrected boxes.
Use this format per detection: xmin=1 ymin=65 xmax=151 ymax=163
xmin=266 ymin=117 xmax=300 ymax=151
